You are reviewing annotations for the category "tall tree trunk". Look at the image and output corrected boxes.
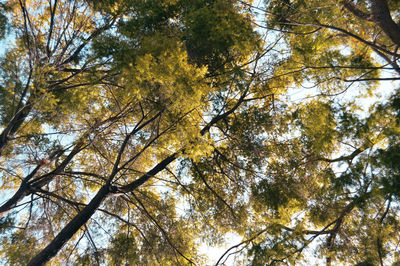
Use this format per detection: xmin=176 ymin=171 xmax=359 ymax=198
xmin=27 ymin=185 xmax=110 ymax=266
xmin=0 ymin=144 xmax=81 ymax=218
xmin=370 ymin=0 xmax=400 ymax=47
xmin=0 ymin=164 xmax=41 ymax=219
xmin=0 ymin=102 xmax=32 ymax=155
xmin=0 ymin=182 xmax=31 ymax=219
xmin=28 ymin=152 xmax=177 ymax=265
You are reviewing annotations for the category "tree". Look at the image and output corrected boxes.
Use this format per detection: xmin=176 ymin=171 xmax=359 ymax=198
xmin=1 ymin=0 xmax=400 ymax=265
xmin=227 ymin=0 xmax=400 ymax=265
xmin=0 ymin=0 xmax=270 ymax=265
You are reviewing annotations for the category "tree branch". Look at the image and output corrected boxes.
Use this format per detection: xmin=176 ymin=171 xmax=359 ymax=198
xmin=370 ymin=0 xmax=400 ymax=47
xmin=341 ymin=0 xmax=374 ymax=21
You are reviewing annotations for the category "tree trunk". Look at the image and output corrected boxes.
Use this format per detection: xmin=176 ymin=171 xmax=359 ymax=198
xmin=0 ymin=145 xmax=81 ymax=219
xmin=370 ymin=0 xmax=400 ymax=47
xmin=0 ymin=182 xmax=31 ymax=219
xmin=0 ymin=102 xmax=32 ymax=155
xmin=27 ymin=185 xmax=110 ymax=266
xmin=28 ymin=152 xmax=178 ymax=265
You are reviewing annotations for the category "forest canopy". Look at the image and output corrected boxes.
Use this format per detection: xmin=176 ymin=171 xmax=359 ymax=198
xmin=0 ymin=0 xmax=400 ymax=265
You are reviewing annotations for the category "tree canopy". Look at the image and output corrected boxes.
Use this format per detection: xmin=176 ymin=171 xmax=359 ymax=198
xmin=0 ymin=0 xmax=400 ymax=265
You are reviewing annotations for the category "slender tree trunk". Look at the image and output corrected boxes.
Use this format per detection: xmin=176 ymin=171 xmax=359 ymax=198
xmin=0 ymin=182 xmax=31 ymax=219
xmin=0 ymin=144 xmax=81 ymax=218
xmin=0 ymin=164 xmax=41 ymax=219
xmin=27 ymin=185 xmax=110 ymax=266
xmin=28 ymin=152 xmax=177 ymax=265
xmin=370 ymin=0 xmax=400 ymax=47
xmin=0 ymin=102 xmax=32 ymax=155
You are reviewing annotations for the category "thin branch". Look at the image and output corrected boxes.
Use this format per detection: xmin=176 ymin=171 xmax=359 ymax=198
xmin=131 ymin=193 xmax=195 ymax=265
xmin=192 ymin=162 xmax=237 ymax=219
xmin=46 ymin=0 xmax=58 ymax=57
xmin=215 ymin=229 xmax=268 ymax=265
xmin=341 ymin=0 xmax=373 ymax=21
xmin=313 ymin=147 xmax=364 ymax=163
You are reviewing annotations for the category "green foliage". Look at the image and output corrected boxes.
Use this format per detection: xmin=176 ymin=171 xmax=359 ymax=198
xmin=0 ymin=230 xmax=40 ymax=265
xmin=0 ymin=2 xmax=10 ymax=39
xmin=1 ymin=0 xmax=400 ymax=265
xmin=183 ymin=0 xmax=261 ymax=72
xmin=107 ymin=233 xmax=139 ymax=265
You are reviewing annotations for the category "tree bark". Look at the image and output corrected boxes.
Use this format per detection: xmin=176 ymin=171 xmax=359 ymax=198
xmin=28 ymin=152 xmax=178 ymax=265
xmin=0 ymin=102 xmax=32 ymax=155
xmin=0 ymin=182 xmax=31 ymax=219
xmin=27 ymin=185 xmax=110 ymax=266
xmin=119 ymin=152 xmax=178 ymax=193
xmin=370 ymin=0 xmax=400 ymax=47
xmin=0 ymin=144 xmax=81 ymax=219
